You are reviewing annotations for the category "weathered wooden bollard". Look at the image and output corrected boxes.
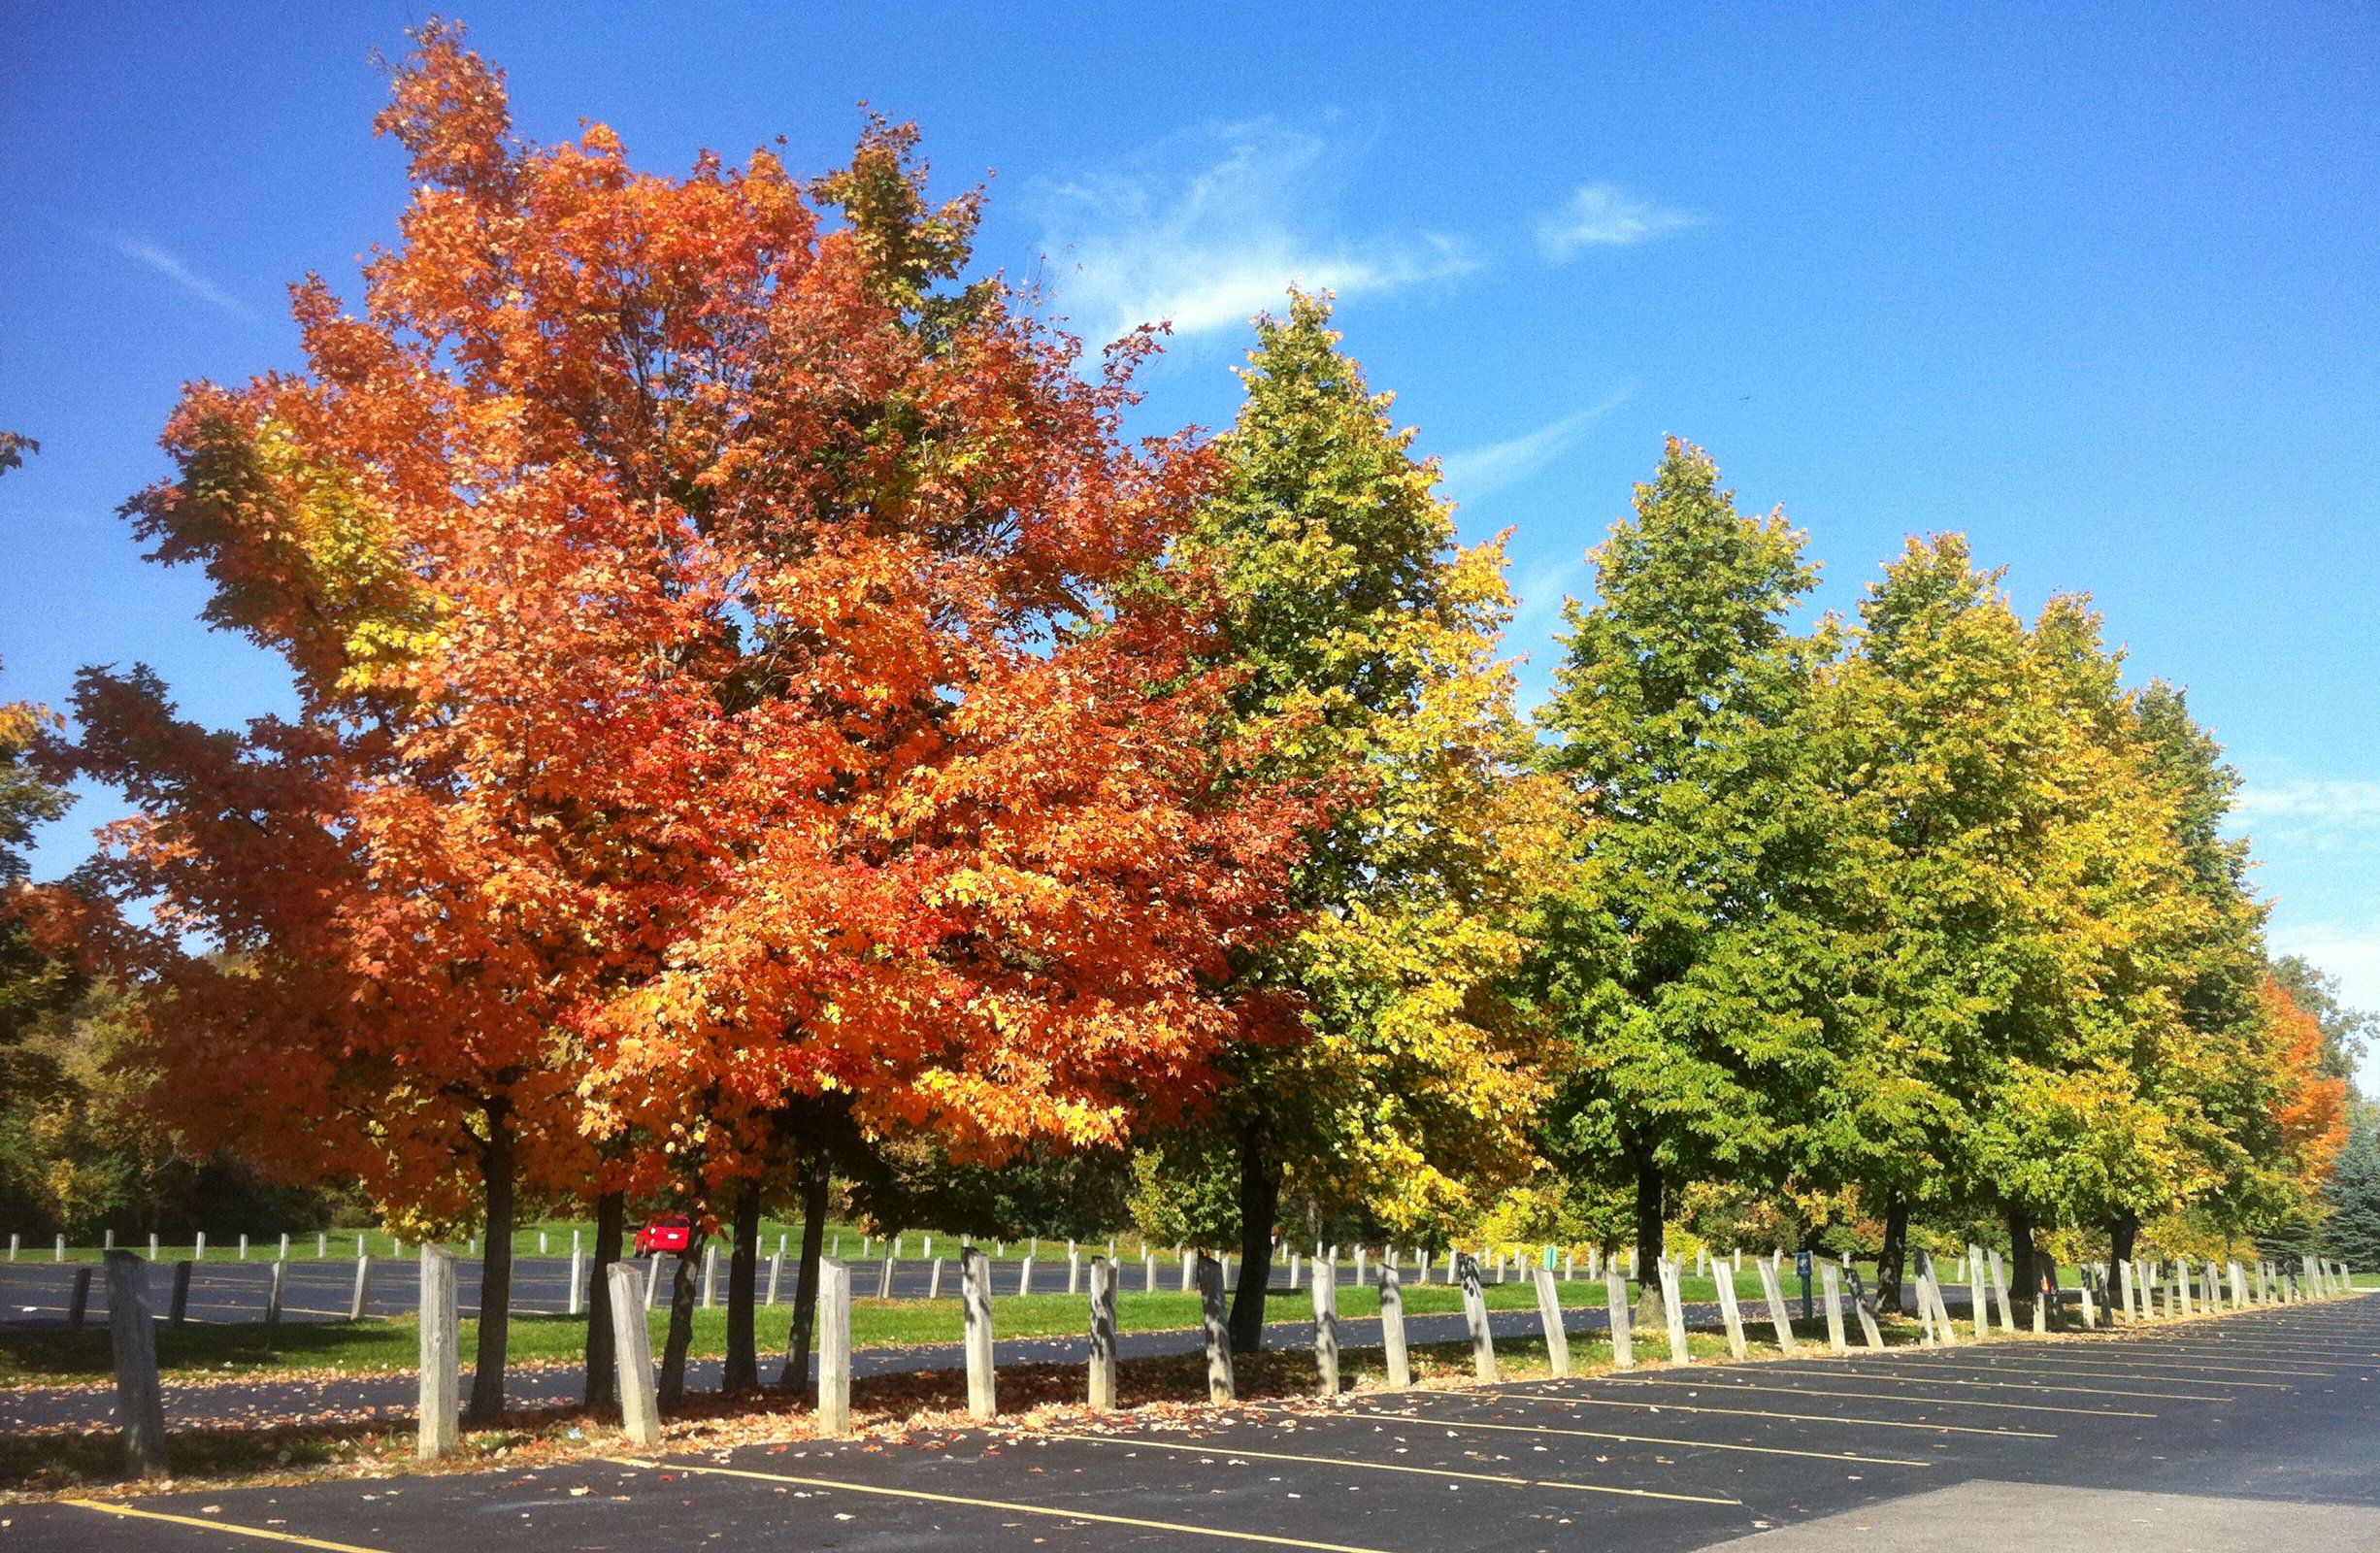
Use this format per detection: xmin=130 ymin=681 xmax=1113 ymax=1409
xmin=69 ymin=1265 xmax=93 ymax=1330
xmin=1755 ymin=1258 xmax=1798 ymax=1353
xmin=926 ymin=1257 xmax=943 ymax=1299
xmin=1087 ymin=1256 xmax=1119 ymax=1409
xmin=2116 ymin=1260 xmax=2136 ymax=1322
xmin=1377 ymin=1260 xmax=1412 ymax=1387
xmin=569 ymin=1245 xmax=586 ymax=1316
xmin=1603 ymin=1268 xmax=1634 ymax=1369
xmin=1818 ymin=1262 xmax=1847 ymax=1354
xmin=1017 ymin=1255 xmax=1035 ymax=1297
xmin=1288 ymin=1250 xmax=1302 ymax=1291
xmin=2076 ymin=1273 xmax=2097 ymax=1330
xmin=264 ymin=1259 xmax=287 ymax=1335
xmin=701 ymin=1243 xmax=717 ymax=1308
xmin=962 ymin=1245 xmax=997 ymax=1420
xmin=1530 ymin=1265 xmax=1570 ymax=1378
xmin=816 ymin=1260 xmax=852 ymax=1437
xmin=1068 ymin=1250 xmax=1081 ymax=1296
xmin=876 ymin=1255 xmax=895 ymax=1299
xmin=1312 ymin=1255 xmax=1342 ymax=1395
xmin=1713 ymin=1260 xmax=1749 ymax=1358
xmin=1180 ymin=1248 xmax=1195 ymax=1292
xmin=604 ymin=1263 xmax=660 ymax=1447
xmin=417 ymin=1245 xmax=460 ymax=1460
xmin=170 ymin=1260 xmax=191 ymax=1325
xmin=1196 ymin=1252 xmax=1234 ymax=1403
xmin=350 ymin=1254 xmax=375 ymax=1321
xmin=1142 ymin=1252 xmax=1157 ymax=1294
xmin=643 ymin=1254 xmax=661 ymax=1310
xmin=104 ymin=1251 xmax=168 ymax=1477
xmin=1656 ymin=1257 xmax=1691 ymax=1364
xmin=1457 ymin=1252 xmax=1498 ymax=1383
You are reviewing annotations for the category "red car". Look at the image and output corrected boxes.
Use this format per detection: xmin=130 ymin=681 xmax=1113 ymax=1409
xmin=635 ymin=1213 xmax=693 ymax=1255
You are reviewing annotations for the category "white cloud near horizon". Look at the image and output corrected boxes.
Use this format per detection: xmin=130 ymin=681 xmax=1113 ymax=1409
xmin=1035 ymin=119 xmax=1477 ymax=344
xmin=2233 ymin=776 xmax=2380 ymax=832
xmin=1437 ymin=385 xmax=1636 ymax=497
xmin=108 ymin=235 xmax=251 ymax=317
xmin=1536 ymin=182 xmax=1699 ymax=259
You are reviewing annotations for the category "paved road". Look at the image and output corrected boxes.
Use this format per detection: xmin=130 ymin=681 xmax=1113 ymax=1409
xmin=11 ymin=1294 xmax=2374 ymax=1552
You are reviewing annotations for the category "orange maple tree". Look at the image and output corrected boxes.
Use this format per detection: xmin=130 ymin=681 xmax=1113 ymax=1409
xmin=59 ymin=21 xmax=1316 ymax=1415
xmin=2262 ymin=977 xmax=2351 ymax=1197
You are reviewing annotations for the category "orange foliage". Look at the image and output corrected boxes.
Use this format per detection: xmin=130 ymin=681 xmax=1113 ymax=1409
xmin=60 ymin=21 xmax=1319 ymax=1234
xmin=2262 ymin=977 xmax=2349 ymax=1190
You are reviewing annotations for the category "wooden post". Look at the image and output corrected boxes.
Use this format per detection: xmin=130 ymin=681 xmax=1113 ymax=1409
xmin=1603 ymin=1268 xmax=1634 ymax=1369
xmin=1754 ymin=1258 xmax=1798 ymax=1353
xmin=349 ymin=1255 xmax=374 ymax=1321
xmin=927 ymin=1257 xmax=944 ymax=1299
xmin=1456 ymin=1252 xmax=1497 ymax=1383
xmin=1378 ymin=1260 xmax=1412 ymax=1388
xmin=416 ymin=1245 xmax=460 ymax=1460
xmin=765 ymin=1250 xmax=783 ymax=1307
xmin=264 ymin=1259 xmax=287 ymax=1335
xmin=816 ymin=1260 xmax=852 ymax=1437
xmin=1143 ymin=1252 xmax=1157 ymax=1294
xmin=170 ymin=1261 xmax=191 ymax=1325
xmin=1657 ymin=1257 xmax=1691 ymax=1365
xmin=1851 ymin=1276 xmax=1885 ymax=1351
xmin=104 ymin=1251 xmax=168 ymax=1477
xmin=877 ymin=1255 xmax=895 ymax=1299
xmin=1197 ymin=1252 xmax=1235 ymax=1403
xmin=567 ymin=1244 xmax=585 ymax=1316
xmin=1068 ymin=1250 xmax=1081 ymax=1296
xmin=1713 ymin=1260 xmax=1749 ymax=1359
xmin=962 ymin=1245 xmax=997 ymax=1420
xmin=1531 ymin=1265 xmax=1570 ymax=1377
xmin=69 ymin=1265 xmax=93 ymax=1329
xmin=1312 ymin=1255 xmax=1341 ymax=1395
xmin=1818 ymin=1262 xmax=1847 ymax=1354
xmin=701 ymin=1243 xmax=717 ymax=1308
xmin=644 ymin=1254 xmax=661 ymax=1310
xmin=2076 ymin=1275 xmax=2097 ymax=1330
xmin=604 ymin=1263 xmax=660 ymax=1447
xmin=1087 ymin=1256 xmax=1119 ymax=1409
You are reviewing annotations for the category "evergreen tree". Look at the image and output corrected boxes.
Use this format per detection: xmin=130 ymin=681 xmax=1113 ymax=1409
xmin=2322 ymin=1107 xmax=2380 ymax=1268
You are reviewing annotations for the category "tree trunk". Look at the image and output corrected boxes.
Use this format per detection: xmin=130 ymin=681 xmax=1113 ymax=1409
xmin=778 ymin=1142 xmax=832 ymax=1393
xmin=1875 ymin=1192 xmax=1909 ymax=1316
xmin=466 ymin=1097 xmax=515 ymax=1425
xmin=1631 ymin=1154 xmax=1667 ymax=1330
xmin=723 ymin=1173 xmax=764 ymax=1391
xmin=582 ymin=1189 xmax=624 ymax=1414
xmin=1227 ymin=1116 xmax=1281 ymax=1354
xmin=2109 ymin=1209 xmax=2139 ymax=1270
xmin=657 ymin=1238 xmax=702 ymax=1411
xmin=2005 ymin=1202 xmax=2037 ymax=1326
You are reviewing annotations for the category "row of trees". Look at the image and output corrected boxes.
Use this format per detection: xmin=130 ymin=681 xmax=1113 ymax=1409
xmin=0 ymin=25 xmax=2361 ymax=1416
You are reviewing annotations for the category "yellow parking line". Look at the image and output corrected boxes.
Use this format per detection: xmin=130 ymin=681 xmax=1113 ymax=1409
xmin=1042 ymin=1432 xmax=1737 ymax=1505
xmin=1594 ymin=1375 xmax=2153 ymax=1419
xmin=66 ymin=1501 xmax=390 ymax=1553
xmin=607 ymin=1457 xmax=1403 ymax=1553
xmin=1758 ymin=1363 xmax=2232 ymax=1403
xmin=1501 ymin=1392 xmax=2056 ymax=1438
xmin=1361 ymin=1408 xmax=1936 ymax=1467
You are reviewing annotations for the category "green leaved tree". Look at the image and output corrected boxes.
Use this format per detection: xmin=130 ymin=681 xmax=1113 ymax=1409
xmin=1534 ymin=438 xmax=1835 ymax=1318
xmin=1174 ymin=292 xmax=1570 ymax=1350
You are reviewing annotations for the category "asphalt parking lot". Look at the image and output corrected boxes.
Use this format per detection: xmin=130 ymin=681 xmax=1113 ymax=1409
xmin=8 ymin=1295 xmax=2372 ymax=1552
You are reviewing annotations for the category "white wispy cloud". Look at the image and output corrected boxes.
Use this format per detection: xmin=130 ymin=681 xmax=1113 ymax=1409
xmin=2265 ymin=920 xmax=2380 ymax=1085
xmin=1036 ymin=119 xmax=1477 ymax=344
xmin=1536 ymin=182 xmax=1699 ymax=259
xmin=2233 ymin=777 xmax=2380 ymax=832
xmin=1436 ymin=386 xmax=1636 ymax=498
xmin=108 ymin=235 xmax=252 ymax=317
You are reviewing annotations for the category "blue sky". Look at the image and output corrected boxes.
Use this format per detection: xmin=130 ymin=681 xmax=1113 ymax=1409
xmin=5 ymin=3 xmax=2376 ymax=1075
